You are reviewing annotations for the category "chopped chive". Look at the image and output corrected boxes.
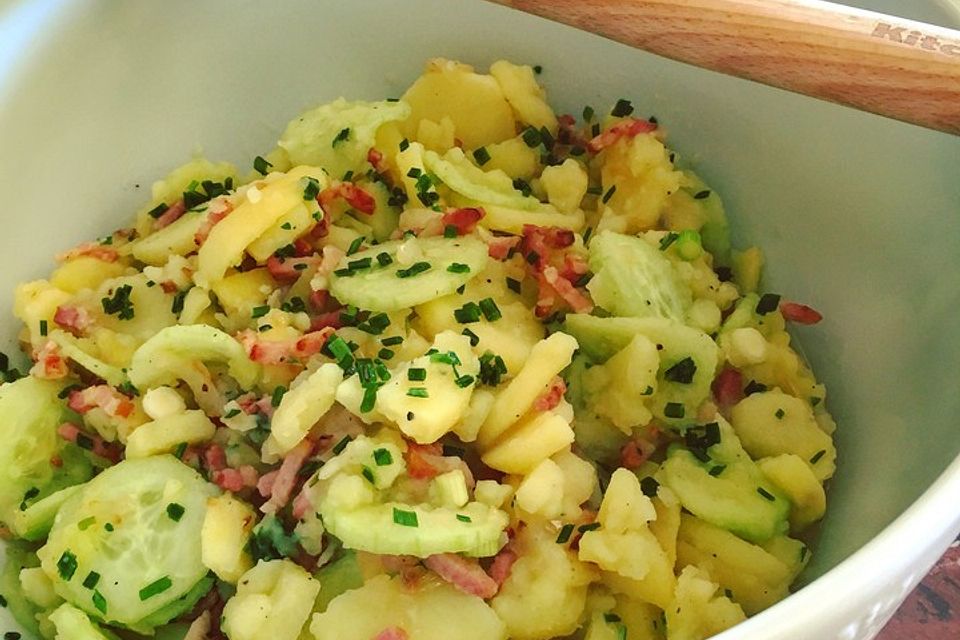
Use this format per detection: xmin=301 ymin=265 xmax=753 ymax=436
xmin=454 ymin=301 xmax=482 ymax=324
xmin=57 ymin=550 xmax=78 ymax=580
xmin=640 ymin=477 xmax=660 ymax=497
xmin=332 ymin=435 xmax=352 ymax=455
xmin=757 ymin=487 xmax=776 ymax=502
xmin=82 ymin=571 xmax=101 ymax=590
xmin=348 ymin=257 xmax=372 ymax=270
xmin=461 ymin=327 xmax=480 ymax=347
xmin=810 ymin=449 xmax=827 ymax=464
xmin=478 ymin=297 xmax=502 ymax=322
xmin=280 ymin=222 xmax=293 ymax=230
xmin=708 ymin=465 xmax=726 ymax=477
xmin=664 ymin=357 xmax=697 ymax=384
xmin=377 ymin=348 xmax=394 ymax=361
xmin=39 ymin=320 xmax=47 ymax=336
xmin=399 ymin=138 xmax=410 ymax=151
xmin=556 ymin=523 xmax=575 ymax=544
xmin=533 ymin=64 xmax=543 ymax=74
xmin=147 ymin=202 xmax=168 ymax=219
xmin=478 ymin=352 xmax=507 ymax=386
xmin=456 ymin=514 xmax=472 ymax=523
xmin=302 ymin=177 xmax=321 ymax=201
xmin=664 ymin=402 xmax=685 ymax=419
xmin=756 ymin=293 xmax=781 ymax=315
xmin=611 ymin=98 xmax=634 ymax=117
xmin=472 ymin=147 xmax=491 ymax=166
xmin=455 ymin=375 xmax=475 ymax=388
xmin=744 ymin=380 xmax=768 ymax=395
xmin=601 ymin=185 xmax=617 ymax=204
xmin=373 ymin=448 xmax=393 ymax=466
xmin=101 ymin=284 xmax=135 ymax=320
xmin=253 ymin=155 xmax=273 ymax=175
xmin=376 ymin=252 xmax=393 ymax=266
xmin=582 ymin=105 xmax=595 ymax=121
xmin=429 ymin=351 xmax=461 ymax=366
xmin=694 ymin=189 xmax=712 ymax=200
xmin=342 ymin=170 xmax=354 ymax=182
xmin=346 ymin=236 xmax=365 ymax=255
xmin=381 ymin=335 xmax=403 ymax=346
xmin=582 ymin=227 xmax=594 ymax=243
xmin=92 ymin=590 xmax=107 ymax=614
xmin=396 ymin=261 xmax=431 ymax=278
xmin=392 ymin=508 xmax=418 ymax=527
xmin=578 ymin=522 xmax=601 ymax=533
xmin=505 ymin=277 xmax=521 ymax=294
xmin=586 ymin=185 xmax=603 ymax=196
xmin=775 ymin=408 xmax=785 ymax=419
xmin=77 ymin=516 xmax=96 ymax=531
xmin=406 ymin=167 xmax=422 ymax=178
xmin=166 ymin=503 xmax=185 ymax=522
xmin=444 ymin=224 xmax=458 ymax=238
xmin=139 ymin=576 xmax=173 ymax=601
xmin=659 ymin=232 xmax=679 ymax=251
xmin=406 ymin=387 xmax=429 ymax=398
xmin=408 ymin=367 xmax=427 ymax=382
xmin=173 ymin=442 xmax=188 ymax=460
xmin=360 ymin=385 xmax=377 ymax=413
xmin=332 ymin=127 xmax=351 ymax=147
xmin=271 ymin=386 xmax=287 ymax=407
xmin=251 ymin=305 xmax=270 ymax=319
xmin=104 ymin=523 xmax=114 ymax=532
xmin=512 ymin=177 xmax=532 ymax=197
xmin=521 ymin=126 xmax=542 ymax=148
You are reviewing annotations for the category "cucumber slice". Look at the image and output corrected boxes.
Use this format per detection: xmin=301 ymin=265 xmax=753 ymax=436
xmin=660 ymin=419 xmax=790 ymax=543
xmin=2 ymin=543 xmax=42 ymax=637
xmin=38 ymin=456 xmax=218 ymax=631
xmin=13 ymin=485 xmax=84 ymax=542
xmin=563 ymin=314 xmax=718 ymax=427
xmin=315 ymin=551 xmax=364 ymax=613
xmin=128 ymin=325 xmax=260 ymax=391
xmin=585 ymin=230 xmax=692 ymax=322
xmin=321 ymin=500 xmax=508 ymax=558
xmin=329 ymin=235 xmax=487 ymax=312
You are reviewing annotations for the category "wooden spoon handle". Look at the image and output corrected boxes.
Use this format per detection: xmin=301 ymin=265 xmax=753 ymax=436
xmin=489 ymin=0 xmax=960 ymax=135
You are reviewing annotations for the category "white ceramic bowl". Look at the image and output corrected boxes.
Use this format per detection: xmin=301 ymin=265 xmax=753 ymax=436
xmin=1 ymin=1 xmax=958 ymax=639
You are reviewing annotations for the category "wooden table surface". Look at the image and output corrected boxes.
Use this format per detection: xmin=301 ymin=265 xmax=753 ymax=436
xmin=876 ymin=537 xmax=960 ymax=639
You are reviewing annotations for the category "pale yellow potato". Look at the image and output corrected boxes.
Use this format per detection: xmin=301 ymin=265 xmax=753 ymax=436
xmin=247 ymin=201 xmax=321 ymax=263
xmin=482 ymin=136 xmax=540 ymax=180
xmin=263 ymin=363 xmax=343 ymax=458
xmin=178 ymin=286 xmax=211 ymax=325
xmin=489 ymin=60 xmax=558 ymax=133
xmin=731 ymin=246 xmax=764 ymax=294
xmin=124 ymin=409 xmax=216 ymax=458
xmin=597 ymin=134 xmax=681 ymax=235
xmin=758 ymin=454 xmax=827 ymax=531
xmin=415 ymin=116 xmax=456 ymax=152
xmin=540 ymin=158 xmax=588 ymax=213
xmin=135 ymin=157 xmax=237 ymax=235
xmin=222 ymin=560 xmax=320 ymax=640
xmin=13 ymin=280 xmax=72 ymax=347
xmin=401 ymin=58 xmax=516 ymax=149
xmin=666 ymin=566 xmax=746 ymax=640
xmin=131 ymin=212 xmax=205 ymax=266
xmin=481 ymin=410 xmax=574 ymax=474
xmin=583 ymin=333 xmax=659 ymax=432
xmin=201 ymin=494 xmax=255 ymax=583
xmin=515 ymin=458 xmax=565 ymax=518
xmin=50 ymin=257 xmax=126 ymax=294
xmin=210 ymin=268 xmax=277 ymax=316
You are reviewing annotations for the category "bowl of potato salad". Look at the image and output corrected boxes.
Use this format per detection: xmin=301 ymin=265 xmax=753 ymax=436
xmin=0 ymin=2 xmax=959 ymax=640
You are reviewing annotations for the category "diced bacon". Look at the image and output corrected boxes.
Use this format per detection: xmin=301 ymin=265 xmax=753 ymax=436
xmin=488 ymin=547 xmax=518 ymax=587
xmin=372 ymin=627 xmax=408 ymax=640
xmin=424 ymin=553 xmax=499 ymax=599
xmin=587 ymin=118 xmax=658 ymax=153
xmin=319 ymin=182 xmax=376 ymax=215
xmin=261 ymin=438 xmax=315 ymax=514
xmin=541 ymin=266 xmax=594 ymax=314
xmin=53 ymin=305 xmax=93 ymax=337
xmin=30 ymin=341 xmax=68 ymax=380
xmin=556 ymin=114 xmax=589 ymax=148
xmin=194 ymin=205 xmax=232 ymax=246
xmin=154 ymin=199 xmax=187 ymax=229
xmin=559 ymin=252 xmax=590 ymax=281
xmin=183 ymin=611 xmax=211 ymax=640
xmin=534 ymin=376 xmax=567 ymax=412
xmin=441 ymin=207 xmax=484 ymax=235
xmin=55 ymin=243 xmax=119 ymax=264
xmin=159 ymin=280 xmax=179 ymax=294
xmin=257 ymin=470 xmax=278 ymax=497
xmin=619 ymin=440 xmax=654 ymax=470
xmin=57 ymin=422 xmax=121 ymax=462
xmin=404 ymin=442 xmax=443 ymax=480
xmin=293 ymin=238 xmax=314 ymax=256
xmin=309 ymin=289 xmax=330 ymax=311
xmin=204 ymin=443 xmax=227 ymax=472
xmin=212 ymin=466 xmax=259 ymax=493
xmin=780 ymin=301 xmax=823 ymax=325
xmin=50 ymin=455 xmax=63 ymax=468
xmin=68 ymin=385 xmax=135 ymax=418
xmin=486 ymin=234 xmax=521 ymax=260
xmin=712 ymin=367 xmax=743 ymax=409
xmin=521 ymin=224 xmax=575 ymax=268
xmin=236 ymin=328 xmax=334 ymax=365
xmin=291 ymin=487 xmax=313 ymax=520
xmin=309 ymin=309 xmax=343 ymax=331
xmin=367 ymin=147 xmax=386 ymax=173
xmin=266 ymin=255 xmax=320 ymax=282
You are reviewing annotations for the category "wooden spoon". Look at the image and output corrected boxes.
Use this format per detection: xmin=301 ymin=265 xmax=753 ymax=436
xmin=486 ymin=0 xmax=960 ymax=135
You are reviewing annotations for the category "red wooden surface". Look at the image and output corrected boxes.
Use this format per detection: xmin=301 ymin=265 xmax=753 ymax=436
xmin=876 ymin=538 xmax=960 ymax=639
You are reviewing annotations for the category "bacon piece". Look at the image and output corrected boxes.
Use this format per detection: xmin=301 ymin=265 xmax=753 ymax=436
xmin=488 ymin=547 xmax=518 ymax=587
xmin=154 ymin=200 xmax=187 ymax=229
xmin=541 ymin=266 xmax=594 ymax=314
xmin=587 ymin=118 xmax=658 ymax=153
xmin=257 ymin=470 xmax=278 ymax=498
xmin=57 ymin=422 xmax=121 ymax=462
xmin=556 ymin=113 xmax=589 ymax=148
xmin=372 ymin=627 xmax=408 ymax=640
xmin=534 ymin=376 xmax=567 ymax=412
xmin=441 ymin=208 xmax=484 ymax=235
xmin=424 ymin=553 xmax=499 ymax=599
xmin=266 ymin=255 xmax=320 ymax=282
xmin=486 ymin=235 xmax=521 ymax=260
xmin=780 ymin=301 xmax=823 ymax=325
xmin=712 ymin=367 xmax=743 ymax=409
xmin=68 ymin=385 xmax=135 ymax=418
xmin=261 ymin=438 xmax=315 ymax=513
xmin=194 ymin=205 xmax=231 ymax=246
xmin=236 ymin=328 xmax=334 ymax=365
xmin=521 ymin=225 xmax=575 ymax=269
xmin=620 ymin=440 xmax=651 ymax=470
xmin=212 ymin=466 xmax=259 ymax=493
xmin=319 ymin=182 xmax=376 ymax=215
xmin=291 ymin=487 xmax=313 ymax=520
xmin=367 ymin=148 xmax=386 ymax=173
xmin=404 ymin=442 xmax=443 ymax=480
xmin=204 ymin=444 xmax=227 ymax=472
xmin=54 ymin=305 xmax=93 ymax=337
xmin=55 ymin=243 xmax=119 ymax=264
xmin=30 ymin=341 xmax=68 ymax=380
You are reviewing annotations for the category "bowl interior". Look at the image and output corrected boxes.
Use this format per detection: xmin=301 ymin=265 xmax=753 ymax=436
xmin=0 ymin=0 xmax=959 ymax=636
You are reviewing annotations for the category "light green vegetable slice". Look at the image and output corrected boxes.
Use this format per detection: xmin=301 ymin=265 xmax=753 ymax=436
xmin=585 ymin=230 xmax=692 ymax=322
xmin=279 ymin=98 xmax=410 ymax=179
xmin=38 ymin=456 xmax=219 ymax=631
xmin=48 ymin=331 xmax=125 ymax=387
xmin=13 ymin=484 xmax=84 ymax=542
xmin=329 ymin=235 xmax=487 ymax=312
xmin=423 ymin=148 xmax=541 ymax=211
xmin=128 ymin=325 xmax=260 ymax=391
xmin=314 ymin=551 xmax=364 ymax=613
xmin=2 ymin=543 xmax=43 ymax=637
xmin=49 ymin=603 xmax=118 ymax=640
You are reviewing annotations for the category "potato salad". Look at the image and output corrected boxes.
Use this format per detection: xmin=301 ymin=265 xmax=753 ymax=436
xmin=1 ymin=59 xmax=837 ymax=640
